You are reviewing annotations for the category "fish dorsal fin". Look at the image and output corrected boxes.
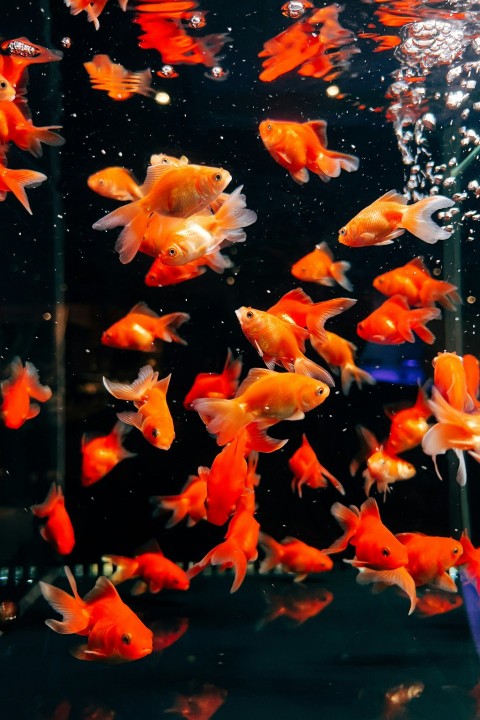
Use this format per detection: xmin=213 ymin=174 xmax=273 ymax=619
xmin=278 ymin=288 xmax=313 ymax=306
xmin=387 ymin=294 xmax=410 ymax=310
xmin=407 ymin=256 xmax=430 ymax=276
xmin=288 ymin=321 xmax=309 ymax=343
xmin=396 ymin=532 xmax=425 ymax=543
xmin=128 ymin=301 xmax=159 ymax=319
xmin=306 ymin=120 xmax=328 ymax=147
xmin=135 ymin=538 xmax=163 ymax=555
xmin=375 ymin=189 xmax=407 ymax=205
xmin=360 ymin=497 xmax=380 ymax=519
xmin=83 ymin=575 xmax=120 ymax=604
xmin=282 ymin=536 xmax=301 ymax=545
xmin=236 ymin=368 xmax=277 ymax=395
xmin=155 ymin=373 xmax=171 ymax=393
xmin=315 ymin=241 xmax=333 ymax=259
xmin=141 ymin=163 xmax=176 ymax=195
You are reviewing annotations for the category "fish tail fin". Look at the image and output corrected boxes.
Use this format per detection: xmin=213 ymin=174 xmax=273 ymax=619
xmin=213 ymin=185 xmax=257 ymax=240
xmin=245 ymin=423 xmax=288 ymax=453
xmin=110 ymin=421 xmax=136 ymax=460
xmin=39 ymin=567 xmax=88 ymax=634
xmin=356 ymin=566 xmax=417 ymax=615
xmin=202 ymin=250 xmax=233 ymax=273
xmin=402 ymin=195 xmax=455 ymax=244
xmin=0 ymin=167 xmax=47 ymax=214
xmin=322 ymin=502 xmax=360 ymax=554
xmin=187 ymin=539 xmax=247 ymax=593
xmin=413 ymin=383 xmax=431 ymax=418
xmin=155 ymin=312 xmax=190 ymax=345
xmin=311 ymin=149 xmax=360 ymax=179
xmin=26 ymin=125 xmax=64 ymax=158
xmin=101 ymin=555 xmax=139 ymax=584
xmin=258 ymin=532 xmax=284 ymax=573
xmin=92 ymin=198 xmax=143 ymax=241
xmin=340 ymin=362 xmax=376 ymax=395
xmin=399 ymin=307 xmax=442 ymax=344
xmin=113 ymin=210 xmax=150 ymax=264
xmin=222 ymin=348 xmax=243 ymax=385
xmin=31 ymin=482 xmax=61 ymax=518
xmin=306 ymin=297 xmax=357 ymax=344
xmin=329 ymin=261 xmax=353 ymax=292
xmin=293 ymin=355 xmax=334 ymax=386
xmin=103 ymin=364 xmax=158 ymax=401
xmin=24 ymin=361 xmax=52 ymax=402
xmin=191 ymin=397 xmax=248 ymax=446
xmin=419 ymin=279 xmax=462 ymax=310
xmin=150 ymin=496 xmax=190 ymax=527
xmin=350 ymin=424 xmax=380 ymax=476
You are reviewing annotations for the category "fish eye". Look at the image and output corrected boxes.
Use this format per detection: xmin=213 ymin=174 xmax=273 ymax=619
xmin=339 ymin=227 xmax=346 ymax=235
xmin=382 ymin=547 xmax=390 ymax=557
xmin=121 ymin=633 xmax=132 ymax=645
xmin=358 ymin=322 xmax=364 ymax=330
xmin=167 ymin=247 xmax=177 ymax=257
xmin=214 ymin=173 xmax=222 ymax=182
xmin=267 ymin=124 xmax=272 ymax=130
xmin=452 ymin=546 xmax=459 ymax=555
xmin=151 ymin=428 xmax=158 ymax=438
xmin=315 ymin=387 xmax=324 ymax=396
xmin=98 ymin=179 xmax=104 ymax=185
xmin=246 ymin=310 xmax=254 ymax=319
xmin=377 ymin=278 xmax=383 ymax=284
xmin=105 ymin=332 xmax=111 ymax=339
xmin=0 ymin=82 xmax=6 ymax=89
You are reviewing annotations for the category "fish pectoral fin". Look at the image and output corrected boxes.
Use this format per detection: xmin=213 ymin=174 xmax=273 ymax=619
xmin=294 ymin=573 xmax=308 ymax=583
xmin=285 ymin=410 xmax=305 ymax=421
xmin=432 ymin=572 xmax=458 ymax=593
xmin=27 ymin=403 xmax=41 ymax=420
xmin=356 ymin=566 xmax=417 ymax=615
xmin=131 ymin=580 xmax=148 ymax=596
xmin=253 ymin=340 xmax=264 ymax=358
xmin=359 ymin=232 xmax=377 ymax=243
xmin=290 ymin=167 xmax=309 ymax=184
xmin=70 ymin=644 xmax=109 ymax=661
xmin=116 ymin=410 xmax=143 ymax=431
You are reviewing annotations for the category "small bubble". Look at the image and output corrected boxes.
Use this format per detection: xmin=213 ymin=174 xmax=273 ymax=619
xmin=467 ymin=296 xmax=476 ymax=304
xmin=281 ymin=1 xmax=312 ymax=18
xmin=60 ymin=37 xmax=71 ymax=49
xmin=226 ymin=276 xmax=235 ymax=285
xmin=43 ymin=312 xmax=52 ymax=321
xmin=205 ymin=66 xmax=229 ymax=82
xmin=433 ymin=268 xmax=442 ymax=276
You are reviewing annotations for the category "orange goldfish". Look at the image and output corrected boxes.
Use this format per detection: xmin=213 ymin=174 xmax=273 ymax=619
xmin=414 ymin=590 xmax=463 ymax=617
xmin=102 ymin=549 xmax=189 ymax=594
xmin=81 ymin=420 xmax=136 ymax=486
xmin=184 ymin=349 xmax=242 ymax=410
xmin=1 ymin=357 xmax=52 ymax=429
xmin=0 ymin=99 xmax=64 ymax=157
xmin=150 ymin=474 xmax=207 ymax=528
xmin=373 ymin=257 xmax=461 ymax=310
xmin=31 ymin=483 xmax=75 ymax=556
xmin=433 ymin=351 xmax=473 ymax=412
xmin=310 ymin=329 xmax=376 ymax=395
xmin=267 ymin=288 xmax=356 ymax=345
xmin=465 ymin=354 xmax=480 ymax=409
xmin=0 ymin=36 xmax=62 ymax=90
xmin=39 ymin=566 xmax=153 ymax=662
xmin=357 ymin=295 xmax=441 ymax=345
xmin=101 ymin=302 xmax=190 ymax=351
xmin=103 ymin=365 xmax=174 ymax=450
xmin=0 ymin=161 xmax=47 ymax=213
xmin=338 ymin=190 xmax=454 ymax=246
xmin=235 ymin=306 xmax=333 ymax=383
xmin=289 ymin=433 xmax=344 ymax=496
xmin=84 ymin=55 xmax=153 ymax=100
xmin=259 ymin=118 xmax=359 ymax=184
xmin=192 ymin=367 xmax=330 ymax=446
xmin=396 ymin=532 xmax=462 ymax=590
xmin=323 ymin=497 xmax=416 ymax=612
xmin=92 ymin=163 xmax=232 ymax=263
xmin=383 ymin=385 xmax=431 ymax=455
xmin=350 ymin=425 xmax=416 ymax=497
xmin=166 ymin=683 xmax=227 ymax=720
xmin=259 ymin=586 xmax=334 ymax=627
xmin=145 ymin=255 xmax=213 ymax=286
xmin=458 ymin=531 xmax=480 ymax=594
xmin=65 ymin=0 xmax=129 ymax=30
xmin=291 ymin=241 xmax=353 ymax=291
xmin=87 ymin=166 xmax=143 ymax=201
xmin=187 ymin=497 xmax=259 ymax=593
xmin=198 ymin=430 xmax=248 ymax=526
xmin=259 ymin=533 xmax=333 ymax=582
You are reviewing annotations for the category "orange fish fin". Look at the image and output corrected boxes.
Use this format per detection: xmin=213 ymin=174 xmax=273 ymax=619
xmin=235 ymin=367 xmax=277 ymax=395
xmin=131 ymin=580 xmax=148 ymax=596
xmin=259 ymin=532 xmax=284 ymax=573
xmin=92 ymin=198 xmax=142 ymax=231
xmin=24 ymin=361 xmax=52 ymax=402
xmin=294 ymin=573 xmax=308 ymax=583
xmin=402 ymin=195 xmax=455 ymax=244
xmin=101 ymin=555 xmax=139 ymax=584
xmin=350 ymin=425 xmax=380 ymax=475
xmin=128 ymin=301 xmax=159 ymax=318
xmin=419 ymin=280 xmax=461 ymax=311
xmin=293 ymin=356 xmax=334 ymax=386
xmin=306 ymin=297 xmax=356 ymax=345
xmin=356 ymin=565 xmax=417 ymax=614
xmin=83 ymin=575 xmax=119 ymax=604
xmin=27 ymin=126 xmax=65 ymax=158
xmin=191 ymin=397 xmax=248 ymax=446
xmin=140 ymin=162 xmax=175 ymax=194
xmin=223 ymin=348 xmax=243 ymax=382
xmin=202 ymin=250 xmax=233 ymax=273
xmin=277 ymin=287 xmax=313 ymax=306
xmin=340 ymin=363 xmax=375 ymax=396
xmin=433 ymin=572 xmax=458 ymax=593
xmin=0 ymin=167 xmax=47 ymax=214
xmin=359 ymin=497 xmax=381 ymax=519
xmin=400 ymin=307 xmax=441 ymax=344
xmin=114 ymin=210 xmax=150 ymax=264
xmin=27 ymin=403 xmax=41 ymax=420
xmin=156 ymin=312 xmax=190 ymax=345
xmin=323 ymin=502 xmax=360 ymax=554
xmin=103 ymin=364 xmax=158 ymax=401
xmin=307 ymin=120 xmax=328 ymax=146
xmin=39 ymin=569 xmax=88 ymax=634
xmin=290 ymin=167 xmax=309 ymax=184
xmin=376 ymin=189 xmax=408 ymax=205
xmin=330 ymin=261 xmax=353 ymax=292
xmin=407 ymin=256 xmax=430 ymax=275
xmin=245 ymin=423 xmax=288 ymax=453
xmin=31 ymin=482 xmax=61 ymax=517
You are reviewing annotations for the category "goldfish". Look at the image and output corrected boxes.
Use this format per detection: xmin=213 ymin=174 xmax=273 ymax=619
xmin=81 ymin=420 xmax=136 ymax=486
xmin=145 ymin=254 xmax=226 ymax=286
xmin=1 ymin=357 xmax=52 ymax=429
xmin=0 ymin=72 xmax=15 ymax=102
xmin=310 ymin=329 xmax=376 ymax=395
xmin=458 ymin=531 xmax=480 ymax=594
xmin=103 ymin=365 xmax=174 ymax=450
xmin=259 ymin=118 xmax=359 ymax=184
xmin=235 ymin=306 xmax=334 ymax=384
xmin=338 ymin=190 xmax=454 ymax=246
xmin=259 ymin=586 xmax=334 ymax=627
xmin=92 ymin=163 xmax=232 ymax=263
xmin=373 ymin=257 xmax=461 ymax=310
xmin=289 ymin=433 xmax=345 ymax=496
xmin=383 ymin=682 xmax=424 ymax=720
xmin=414 ymin=590 xmax=463 ymax=617
xmin=433 ymin=350 xmax=473 ymax=412
xmin=84 ymin=55 xmax=154 ymax=100
xmin=267 ymin=288 xmax=356 ymax=345
xmin=165 ymin=683 xmax=227 ymax=720
xmin=184 ymin=349 xmax=242 ymax=410
xmin=39 ymin=566 xmax=153 ymax=662
xmin=383 ymin=384 xmax=432 ymax=455
xmin=259 ymin=533 xmax=333 ymax=582
xmin=150 ymin=474 xmax=207 ymax=528
xmin=102 ymin=549 xmax=189 ymax=594
xmin=395 ymin=532 xmax=462 ymax=591
xmin=323 ymin=497 xmax=416 ymax=613
xmin=357 ymin=295 xmax=441 ymax=345
xmin=0 ymin=99 xmax=64 ymax=157
xmin=350 ymin=425 xmax=416 ymax=497
xmin=31 ymin=483 xmax=75 ymax=556
xmin=87 ymin=166 xmax=143 ymax=201
xmin=464 ymin=354 xmax=480 ymax=409
xmin=198 ymin=430 xmax=248 ymax=526
xmin=0 ymin=161 xmax=47 ymax=213
xmin=0 ymin=36 xmax=62 ymax=90
xmin=187 ymin=494 xmax=260 ymax=593
xmin=192 ymin=367 xmax=330 ymax=447
xmin=64 ymin=0 xmax=127 ymax=30
xmin=101 ymin=302 xmax=190 ymax=351
xmin=291 ymin=241 xmax=353 ymax=291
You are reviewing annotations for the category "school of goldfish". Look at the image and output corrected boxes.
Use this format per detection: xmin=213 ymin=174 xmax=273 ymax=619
xmin=0 ymin=2 xmax=479 ymax=681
